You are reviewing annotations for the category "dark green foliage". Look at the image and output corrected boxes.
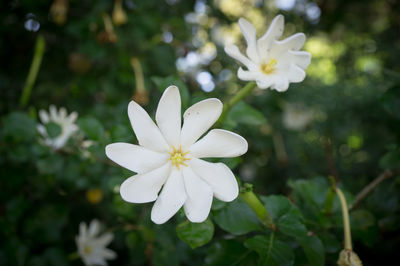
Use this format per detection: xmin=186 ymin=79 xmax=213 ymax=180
xmin=1 ymin=0 xmax=400 ymax=265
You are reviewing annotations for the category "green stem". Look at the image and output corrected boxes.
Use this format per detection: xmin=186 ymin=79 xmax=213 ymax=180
xmin=336 ymin=188 xmax=352 ymax=250
xmin=322 ymin=176 xmax=336 ymax=215
xmin=68 ymin=252 xmax=80 ymax=260
xmin=240 ymin=183 xmax=275 ymax=230
xmin=216 ymin=81 xmax=257 ymax=126
xmin=20 ymin=35 xmax=46 ymax=107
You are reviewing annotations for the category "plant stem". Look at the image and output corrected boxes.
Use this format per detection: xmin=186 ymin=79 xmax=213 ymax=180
xmin=20 ymin=35 xmax=45 ymax=107
xmin=240 ymin=183 xmax=275 ymax=230
xmin=349 ymin=170 xmax=394 ymax=211
xmin=336 ymin=187 xmax=352 ymax=250
xmin=322 ymin=176 xmax=336 ymax=215
xmin=216 ymin=81 xmax=257 ymax=126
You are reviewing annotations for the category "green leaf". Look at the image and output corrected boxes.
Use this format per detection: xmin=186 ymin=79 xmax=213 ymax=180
xmin=176 ymin=219 xmax=214 ymax=249
xmin=379 ymin=147 xmax=400 ymax=170
xmin=214 ymin=197 xmax=264 ymax=235
xmin=45 ymin=122 xmax=61 ymax=138
xmin=77 ymin=117 xmax=104 ymax=140
xmin=245 ymin=234 xmax=294 ymax=266
xmin=227 ymin=101 xmax=268 ymax=126
xmin=261 ymin=195 xmax=307 ymax=238
xmin=1 ymin=112 xmax=36 ymax=142
xmin=205 ymin=240 xmax=257 ymax=266
xmin=297 ymin=235 xmax=325 ymax=266
xmin=261 ymin=195 xmax=303 ymax=220
xmin=277 ymin=213 xmax=307 ymax=237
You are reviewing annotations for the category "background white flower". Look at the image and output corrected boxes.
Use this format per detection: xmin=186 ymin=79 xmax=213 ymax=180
xmin=37 ymin=105 xmax=79 ymax=150
xmin=106 ymin=86 xmax=248 ymax=224
xmin=76 ymin=220 xmax=116 ymax=266
xmin=225 ymin=15 xmax=312 ymax=91
xmin=282 ymin=103 xmax=315 ymax=131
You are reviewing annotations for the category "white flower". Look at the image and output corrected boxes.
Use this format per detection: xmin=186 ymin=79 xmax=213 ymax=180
xmin=37 ymin=105 xmax=79 ymax=150
xmin=106 ymin=86 xmax=248 ymax=224
xmin=76 ymin=220 xmax=116 ymax=266
xmin=282 ymin=103 xmax=315 ymax=131
xmin=225 ymin=15 xmax=312 ymax=92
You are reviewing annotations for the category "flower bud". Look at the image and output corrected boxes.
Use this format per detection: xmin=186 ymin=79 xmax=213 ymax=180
xmin=50 ymin=0 xmax=68 ymax=25
xmin=337 ymin=249 xmax=363 ymax=266
xmin=112 ymin=0 xmax=127 ymax=26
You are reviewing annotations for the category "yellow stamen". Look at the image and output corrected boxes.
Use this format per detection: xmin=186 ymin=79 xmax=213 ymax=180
xmin=260 ymin=59 xmax=277 ymax=74
xmin=168 ymin=145 xmax=190 ymax=170
xmin=83 ymin=245 xmax=92 ymax=255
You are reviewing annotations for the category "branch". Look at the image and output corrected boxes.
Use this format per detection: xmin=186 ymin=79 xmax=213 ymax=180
xmin=349 ymin=170 xmax=395 ymax=211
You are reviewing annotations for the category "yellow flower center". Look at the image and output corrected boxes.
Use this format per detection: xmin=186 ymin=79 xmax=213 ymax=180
xmin=83 ymin=245 xmax=93 ymax=255
xmin=260 ymin=59 xmax=277 ymax=74
xmin=168 ymin=145 xmax=190 ymax=170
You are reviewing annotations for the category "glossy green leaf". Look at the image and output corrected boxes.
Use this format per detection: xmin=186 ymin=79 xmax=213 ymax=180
xmin=261 ymin=195 xmax=307 ymax=238
xmin=297 ymin=235 xmax=325 ymax=266
xmin=77 ymin=117 xmax=104 ymax=140
xmin=227 ymin=101 xmax=268 ymax=126
xmin=245 ymin=234 xmax=294 ymax=266
xmin=176 ymin=219 xmax=214 ymax=249
xmin=45 ymin=122 xmax=61 ymax=138
xmin=214 ymin=197 xmax=264 ymax=235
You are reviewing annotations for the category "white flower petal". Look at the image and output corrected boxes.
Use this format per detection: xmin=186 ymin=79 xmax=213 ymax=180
xmin=151 ymin=169 xmax=187 ymax=224
xmin=120 ymin=163 xmax=171 ymax=203
xmin=105 ymin=143 xmax=168 ymax=174
xmin=256 ymin=79 xmax=274 ymax=90
xmin=180 ymin=99 xmax=222 ymax=148
xmin=271 ymin=78 xmax=289 ymax=92
xmin=87 ymin=256 xmax=107 ymax=266
xmin=155 ymin=85 xmax=181 ymax=147
xmin=190 ymin=158 xmax=239 ymax=202
xmin=59 ymin=107 xmax=67 ymax=119
xmin=68 ymin=111 xmax=79 ymax=123
xmin=37 ymin=124 xmax=47 ymax=137
xmin=257 ymin=14 xmax=285 ymax=56
xmin=287 ymin=64 xmax=306 ymax=82
xmin=88 ymin=220 xmax=100 ymax=237
xmin=238 ymin=18 xmax=260 ymax=63
xmin=100 ymin=248 xmax=117 ymax=260
xmin=283 ymin=50 xmax=312 ymax=69
xmin=189 ymin=129 xmax=248 ymax=158
xmin=39 ymin=110 xmax=49 ymax=123
xmin=224 ymin=45 xmax=257 ymax=70
xmin=238 ymin=67 xmax=264 ymax=81
xmin=94 ymin=232 xmax=114 ymax=246
xmin=79 ymin=222 xmax=88 ymax=237
xmin=128 ymin=101 xmax=169 ymax=152
xmin=182 ymin=167 xmax=213 ymax=223
xmin=49 ymin=105 xmax=58 ymax=121
xmin=271 ymin=33 xmax=306 ymax=57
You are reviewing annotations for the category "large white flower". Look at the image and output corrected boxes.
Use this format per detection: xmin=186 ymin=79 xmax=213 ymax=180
xmin=76 ymin=220 xmax=116 ymax=266
xmin=106 ymin=86 xmax=248 ymax=224
xmin=37 ymin=105 xmax=79 ymax=150
xmin=225 ymin=15 xmax=312 ymax=92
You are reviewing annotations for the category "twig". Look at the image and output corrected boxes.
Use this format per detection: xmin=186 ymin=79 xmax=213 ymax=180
xmin=20 ymin=35 xmax=45 ymax=107
xmin=349 ymin=170 xmax=395 ymax=211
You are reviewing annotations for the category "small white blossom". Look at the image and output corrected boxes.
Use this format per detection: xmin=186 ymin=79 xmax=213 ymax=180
xmin=282 ymin=103 xmax=315 ymax=131
xmin=225 ymin=15 xmax=312 ymax=91
xmin=106 ymin=86 xmax=248 ymax=224
xmin=76 ymin=220 xmax=116 ymax=266
xmin=37 ymin=105 xmax=78 ymax=150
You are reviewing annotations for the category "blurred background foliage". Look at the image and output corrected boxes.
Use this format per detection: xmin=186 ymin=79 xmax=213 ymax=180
xmin=1 ymin=0 xmax=400 ymax=265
